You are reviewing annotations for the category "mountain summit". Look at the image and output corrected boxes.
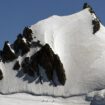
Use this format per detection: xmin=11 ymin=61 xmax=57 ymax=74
xmin=0 ymin=3 xmax=105 ymax=99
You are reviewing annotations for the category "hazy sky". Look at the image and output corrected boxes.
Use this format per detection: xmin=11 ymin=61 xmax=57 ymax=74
xmin=0 ymin=0 xmax=104 ymax=48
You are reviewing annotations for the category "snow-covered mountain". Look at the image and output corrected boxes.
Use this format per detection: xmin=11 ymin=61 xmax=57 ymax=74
xmin=1 ymin=3 xmax=105 ymax=105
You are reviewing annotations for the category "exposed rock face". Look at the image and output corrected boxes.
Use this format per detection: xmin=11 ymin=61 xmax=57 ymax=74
xmin=0 ymin=26 xmax=66 ymax=86
xmin=2 ymin=41 xmax=16 ymax=62
xmin=92 ymin=19 xmax=100 ymax=34
xmin=31 ymin=41 xmax=43 ymax=48
xmin=21 ymin=57 xmax=35 ymax=77
xmin=36 ymin=44 xmax=55 ymax=81
xmin=14 ymin=34 xmax=30 ymax=56
xmin=21 ymin=57 xmax=30 ymax=73
xmin=83 ymin=3 xmax=91 ymax=9
xmin=83 ymin=3 xmax=100 ymax=34
xmin=0 ymin=69 xmax=3 ymax=80
xmin=19 ymin=44 xmax=66 ymax=85
xmin=13 ymin=61 xmax=20 ymax=70
xmin=54 ymin=55 xmax=66 ymax=85
xmin=83 ymin=3 xmax=94 ymax=13
xmin=30 ymin=44 xmax=66 ymax=85
xmin=23 ymin=27 xmax=33 ymax=42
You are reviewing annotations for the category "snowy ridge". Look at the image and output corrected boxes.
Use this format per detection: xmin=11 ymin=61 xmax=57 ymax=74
xmin=31 ymin=8 xmax=105 ymax=96
xmin=0 ymin=5 xmax=105 ymax=105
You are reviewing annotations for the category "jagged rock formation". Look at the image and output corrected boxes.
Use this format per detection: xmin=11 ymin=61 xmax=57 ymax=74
xmin=35 ymin=44 xmax=55 ymax=81
xmin=13 ymin=34 xmax=30 ymax=56
xmin=0 ymin=69 xmax=3 ymax=80
xmin=21 ymin=57 xmax=35 ymax=77
xmin=0 ymin=27 xmax=66 ymax=86
xmin=13 ymin=61 xmax=20 ymax=70
xmin=34 ymin=44 xmax=66 ymax=85
xmin=0 ymin=27 xmax=33 ymax=62
xmin=20 ymin=44 xmax=66 ymax=85
xmin=54 ymin=55 xmax=66 ymax=85
xmin=2 ymin=41 xmax=16 ymax=62
xmin=92 ymin=19 xmax=100 ymax=34
xmin=83 ymin=3 xmax=100 ymax=34
xmin=23 ymin=27 xmax=33 ymax=42
xmin=83 ymin=3 xmax=94 ymax=13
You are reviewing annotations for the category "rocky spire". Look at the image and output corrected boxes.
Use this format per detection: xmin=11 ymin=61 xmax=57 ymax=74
xmin=2 ymin=41 xmax=16 ymax=62
xmin=13 ymin=34 xmax=30 ymax=56
xmin=83 ymin=3 xmax=100 ymax=34
xmin=83 ymin=3 xmax=94 ymax=13
xmin=23 ymin=27 xmax=33 ymax=42
xmin=30 ymin=44 xmax=66 ymax=85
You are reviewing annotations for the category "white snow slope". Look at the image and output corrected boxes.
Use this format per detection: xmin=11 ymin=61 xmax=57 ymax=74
xmin=1 ymin=8 xmax=105 ymax=105
xmin=31 ymin=8 xmax=105 ymax=96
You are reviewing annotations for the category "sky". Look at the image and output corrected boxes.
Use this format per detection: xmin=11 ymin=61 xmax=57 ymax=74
xmin=0 ymin=0 xmax=105 ymax=49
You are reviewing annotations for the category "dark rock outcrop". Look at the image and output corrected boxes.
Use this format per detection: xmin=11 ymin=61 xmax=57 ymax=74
xmin=54 ymin=55 xmax=66 ymax=85
xmin=13 ymin=34 xmax=22 ymax=53
xmin=0 ymin=25 xmax=66 ymax=86
xmin=92 ymin=19 xmax=100 ymax=34
xmin=31 ymin=44 xmax=66 ymax=85
xmin=27 ymin=67 xmax=35 ymax=77
xmin=36 ymin=44 xmax=55 ymax=81
xmin=31 ymin=40 xmax=43 ymax=48
xmin=83 ymin=3 xmax=100 ymax=34
xmin=20 ymin=43 xmax=66 ymax=85
xmin=0 ymin=69 xmax=3 ymax=80
xmin=13 ymin=61 xmax=20 ymax=70
xmin=14 ymin=34 xmax=30 ymax=56
xmin=21 ymin=57 xmax=35 ymax=77
xmin=30 ymin=55 xmax=39 ymax=73
xmin=2 ymin=41 xmax=16 ymax=62
xmin=83 ymin=3 xmax=91 ymax=9
xmin=21 ymin=57 xmax=30 ymax=73
xmin=23 ymin=27 xmax=33 ymax=42
xmin=83 ymin=3 xmax=94 ymax=13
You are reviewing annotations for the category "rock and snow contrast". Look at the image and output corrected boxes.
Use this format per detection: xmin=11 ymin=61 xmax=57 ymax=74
xmin=0 ymin=3 xmax=105 ymax=105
